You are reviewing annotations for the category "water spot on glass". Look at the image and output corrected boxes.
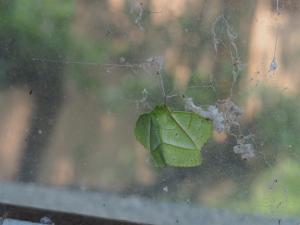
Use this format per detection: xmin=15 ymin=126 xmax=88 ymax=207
xmin=119 ymin=57 xmax=126 ymax=63
xmin=269 ymin=57 xmax=278 ymax=74
xmin=40 ymin=216 xmax=54 ymax=225
xmin=186 ymin=198 xmax=191 ymax=205
xmin=163 ymin=185 xmax=168 ymax=192
xmin=269 ymin=178 xmax=278 ymax=190
xmin=278 ymin=218 xmax=281 ymax=225
xmin=79 ymin=185 xmax=87 ymax=191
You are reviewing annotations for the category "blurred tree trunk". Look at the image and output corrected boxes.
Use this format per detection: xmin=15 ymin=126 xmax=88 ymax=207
xmin=0 ymin=90 xmax=32 ymax=179
xmin=15 ymin=60 xmax=64 ymax=182
xmin=0 ymin=1 xmax=66 ymax=182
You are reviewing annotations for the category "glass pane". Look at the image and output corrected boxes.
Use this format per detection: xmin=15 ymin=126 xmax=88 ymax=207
xmin=0 ymin=0 xmax=300 ymax=224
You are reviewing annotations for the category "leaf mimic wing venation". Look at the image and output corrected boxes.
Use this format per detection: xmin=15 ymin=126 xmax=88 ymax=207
xmin=135 ymin=105 xmax=213 ymax=167
xmin=134 ymin=113 xmax=152 ymax=150
xmin=153 ymin=106 xmax=197 ymax=150
xmin=134 ymin=112 xmax=166 ymax=167
xmin=170 ymin=111 xmax=212 ymax=149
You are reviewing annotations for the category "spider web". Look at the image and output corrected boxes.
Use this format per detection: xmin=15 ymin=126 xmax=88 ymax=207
xmin=28 ymin=0 xmax=299 ymax=220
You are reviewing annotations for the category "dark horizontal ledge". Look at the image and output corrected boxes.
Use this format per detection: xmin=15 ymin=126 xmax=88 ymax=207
xmin=0 ymin=181 xmax=299 ymax=225
xmin=0 ymin=202 xmax=148 ymax=225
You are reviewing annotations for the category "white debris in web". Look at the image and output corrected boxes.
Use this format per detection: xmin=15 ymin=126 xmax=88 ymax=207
xmin=184 ymin=97 xmax=225 ymax=132
xmin=233 ymin=134 xmax=255 ymax=160
xmin=184 ymin=97 xmax=255 ymax=159
xmin=206 ymin=105 xmax=226 ymax=132
xmin=233 ymin=143 xmax=255 ymax=160
xmin=220 ymin=99 xmax=255 ymax=159
xmin=219 ymin=98 xmax=243 ymax=133
xmin=163 ymin=185 xmax=168 ymax=192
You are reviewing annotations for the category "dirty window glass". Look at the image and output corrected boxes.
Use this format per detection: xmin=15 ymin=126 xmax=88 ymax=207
xmin=0 ymin=0 xmax=300 ymax=224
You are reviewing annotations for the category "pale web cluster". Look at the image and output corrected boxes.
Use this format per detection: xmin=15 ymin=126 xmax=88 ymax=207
xmin=184 ymin=97 xmax=255 ymax=160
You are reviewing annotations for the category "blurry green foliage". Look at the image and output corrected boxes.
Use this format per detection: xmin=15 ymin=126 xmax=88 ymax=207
xmin=0 ymin=0 xmax=74 ymax=88
xmin=0 ymin=0 xmax=73 ymax=59
xmin=252 ymin=158 xmax=300 ymax=216
xmin=0 ymin=0 xmax=112 ymax=93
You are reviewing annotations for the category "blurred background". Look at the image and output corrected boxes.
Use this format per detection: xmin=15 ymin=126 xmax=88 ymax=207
xmin=0 ymin=0 xmax=300 ymax=219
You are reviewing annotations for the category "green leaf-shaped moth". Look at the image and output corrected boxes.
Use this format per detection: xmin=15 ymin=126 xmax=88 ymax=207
xmin=134 ymin=105 xmax=212 ymax=167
